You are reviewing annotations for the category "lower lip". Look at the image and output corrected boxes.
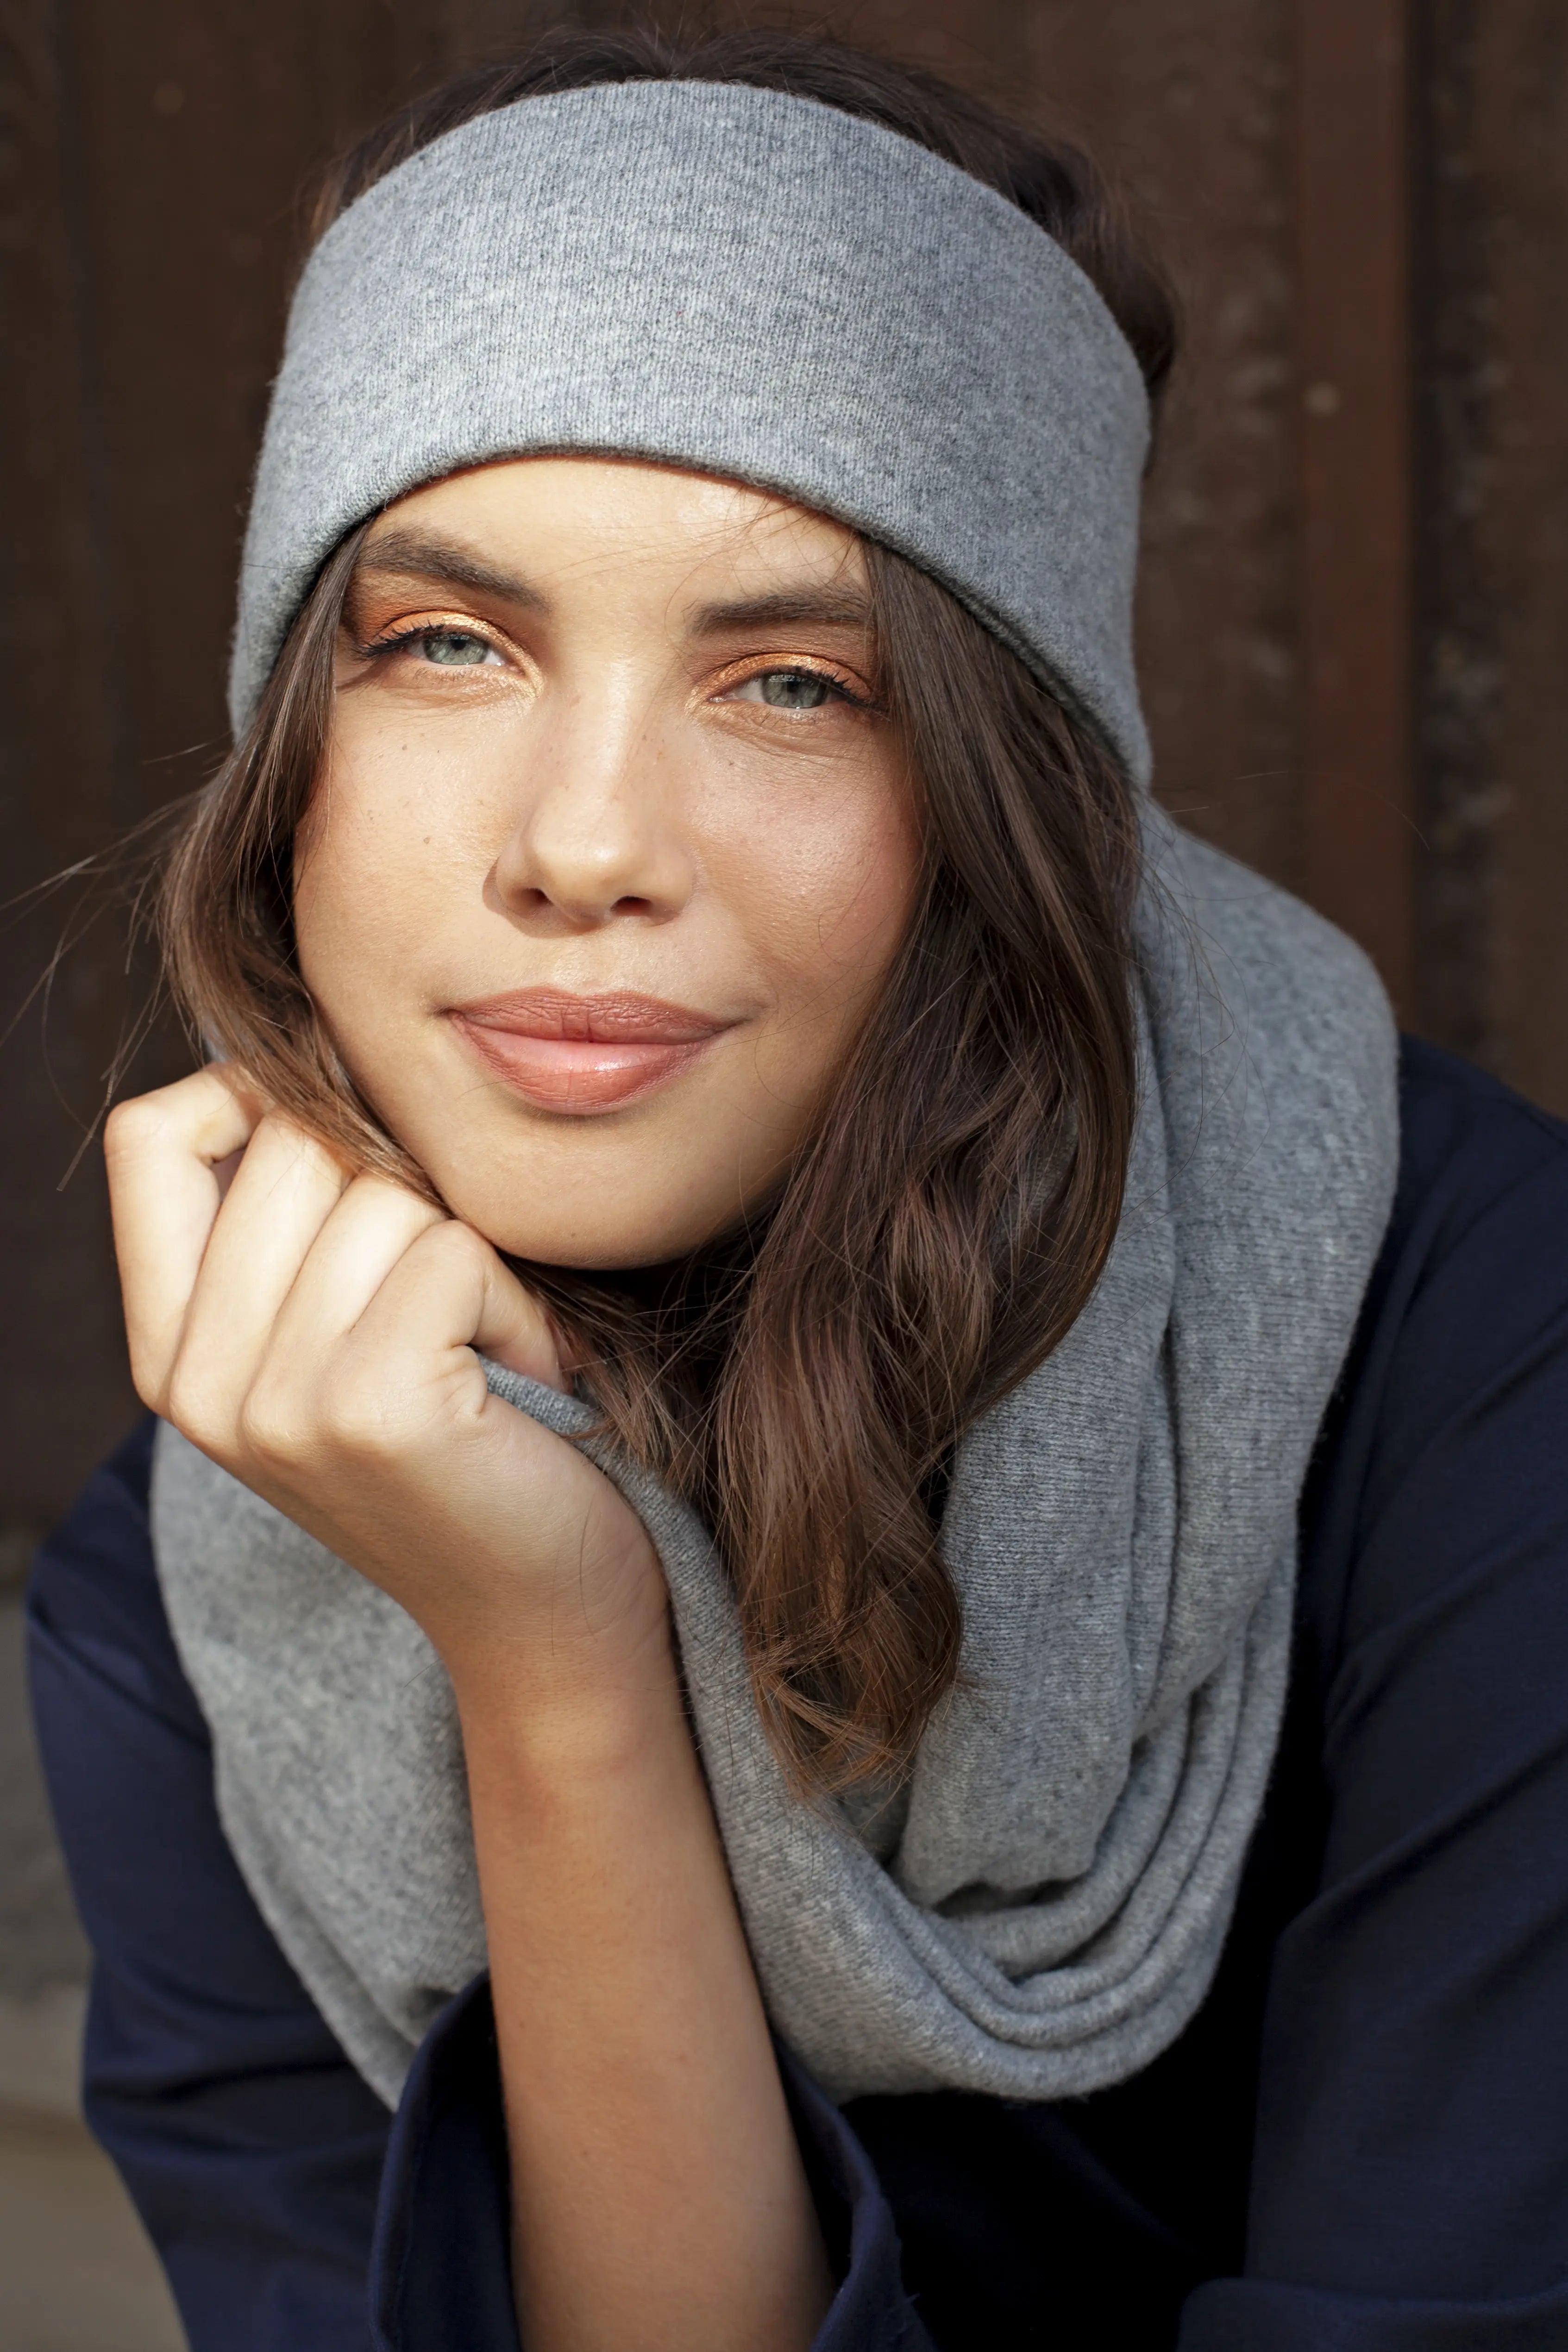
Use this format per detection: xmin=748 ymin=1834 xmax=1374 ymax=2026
xmin=449 ymin=1017 xmax=718 ymax=1112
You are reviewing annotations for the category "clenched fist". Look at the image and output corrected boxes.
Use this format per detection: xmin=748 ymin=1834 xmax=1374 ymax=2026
xmin=104 ymin=1067 xmax=667 ymax=1700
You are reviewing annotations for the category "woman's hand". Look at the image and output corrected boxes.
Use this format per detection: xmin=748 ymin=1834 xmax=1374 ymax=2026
xmin=104 ymin=1066 xmax=666 ymax=1700
xmin=107 ymin=1065 xmax=831 ymax=2351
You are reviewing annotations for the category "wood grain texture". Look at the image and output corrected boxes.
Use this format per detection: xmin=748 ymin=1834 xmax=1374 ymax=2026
xmin=1 ymin=1 xmax=140 ymax=1523
xmin=1417 ymin=0 xmax=1568 ymax=1107
xmin=4 ymin=0 xmax=1568 ymax=1525
xmin=1293 ymin=0 xmax=1416 ymax=1010
xmin=831 ymin=0 xmax=1307 ymax=885
xmin=0 ymin=1 xmax=489 ymax=1519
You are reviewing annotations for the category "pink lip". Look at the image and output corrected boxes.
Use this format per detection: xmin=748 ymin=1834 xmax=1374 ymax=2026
xmin=446 ymin=989 xmax=734 ymax=1113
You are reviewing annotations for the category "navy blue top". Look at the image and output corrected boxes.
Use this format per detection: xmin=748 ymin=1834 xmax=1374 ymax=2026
xmin=28 ymin=1037 xmax=1568 ymax=2350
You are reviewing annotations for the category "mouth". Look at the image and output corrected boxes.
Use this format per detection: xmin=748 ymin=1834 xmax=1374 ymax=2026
xmin=445 ymin=988 xmax=736 ymax=1113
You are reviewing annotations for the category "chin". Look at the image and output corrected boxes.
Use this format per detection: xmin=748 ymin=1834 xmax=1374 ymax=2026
xmin=433 ymin=1180 xmax=718 ymax=1274
xmin=371 ymin=1073 xmax=776 ymax=1271
xmin=504 ymin=1230 xmax=691 ymax=1273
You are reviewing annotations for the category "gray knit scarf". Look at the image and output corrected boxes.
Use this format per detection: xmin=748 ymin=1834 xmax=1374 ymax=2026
xmin=152 ymin=82 xmax=1399 ymax=2109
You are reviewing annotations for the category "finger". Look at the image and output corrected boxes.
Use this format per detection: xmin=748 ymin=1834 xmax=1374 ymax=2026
xmin=473 ymin=1252 xmax=569 ymax=1392
xmin=104 ymin=1067 xmax=262 ymax=1402
xmin=341 ymin=1221 xmax=568 ymax=1405
xmin=171 ymin=1114 xmax=352 ymax=1439
xmin=256 ymin=1171 xmax=446 ymax=1386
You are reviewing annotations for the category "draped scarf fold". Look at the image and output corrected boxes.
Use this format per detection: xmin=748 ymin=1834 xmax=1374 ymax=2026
xmin=151 ymin=815 xmax=1397 ymax=2108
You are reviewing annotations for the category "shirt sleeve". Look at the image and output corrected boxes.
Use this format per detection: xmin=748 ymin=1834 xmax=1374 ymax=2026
xmin=29 ymin=1417 xmax=935 ymax=2352
xmin=379 ymin=1976 xmax=933 ymax=2352
xmin=1179 ymin=1047 xmax=1568 ymax=2349
xmin=27 ymin=1417 xmax=391 ymax=2350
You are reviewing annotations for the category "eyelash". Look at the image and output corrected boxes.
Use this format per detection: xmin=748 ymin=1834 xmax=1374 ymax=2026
xmin=711 ymin=659 xmax=873 ymax=712
xmin=353 ymin=626 xmax=873 ymax=710
xmin=357 ymin=622 xmax=499 ymax=661
xmin=763 ymin=670 xmax=863 ymax=708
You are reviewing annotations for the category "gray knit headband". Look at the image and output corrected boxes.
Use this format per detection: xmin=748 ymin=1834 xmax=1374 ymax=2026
xmin=232 ymin=79 xmax=1153 ymax=782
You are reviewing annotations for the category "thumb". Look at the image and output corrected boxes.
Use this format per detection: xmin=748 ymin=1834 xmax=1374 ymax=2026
xmin=474 ymin=1254 xmax=571 ymax=1395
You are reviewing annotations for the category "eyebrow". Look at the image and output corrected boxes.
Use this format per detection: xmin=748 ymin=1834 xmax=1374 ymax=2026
xmin=352 ymin=531 xmax=547 ymax=611
xmin=687 ymin=586 xmax=873 ymax=636
xmin=353 ymin=531 xmax=873 ymax=638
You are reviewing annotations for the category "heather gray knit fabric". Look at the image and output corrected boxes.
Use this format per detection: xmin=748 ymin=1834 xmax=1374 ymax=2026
xmin=230 ymin=79 xmax=1153 ymax=783
xmin=154 ymin=84 xmax=1399 ymax=2107
xmin=152 ymin=812 xmax=1398 ymax=2110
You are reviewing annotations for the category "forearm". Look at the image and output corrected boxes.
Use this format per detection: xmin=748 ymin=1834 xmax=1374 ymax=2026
xmin=453 ymin=1634 xmax=832 ymax=2352
xmin=103 ymin=1077 xmax=830 ymax=2344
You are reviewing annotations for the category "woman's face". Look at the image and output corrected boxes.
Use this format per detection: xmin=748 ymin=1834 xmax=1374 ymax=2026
xmin=296 ymin=457 xmax=919 ymax=1267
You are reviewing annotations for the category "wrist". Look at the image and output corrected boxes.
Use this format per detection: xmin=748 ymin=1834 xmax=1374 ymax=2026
xmin=446 ymin=1603 xmax=691 ymax=1786
xmin=418 ymin=1504 xmax=672 ymax=1715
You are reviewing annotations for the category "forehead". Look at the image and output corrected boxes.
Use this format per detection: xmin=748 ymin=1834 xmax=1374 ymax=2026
xmin=362 ymin=455 xmax=868 ymax=598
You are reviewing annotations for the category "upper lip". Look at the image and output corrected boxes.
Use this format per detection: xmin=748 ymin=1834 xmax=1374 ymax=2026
xmin=447 ymin=989 xmax=733 ymax=1044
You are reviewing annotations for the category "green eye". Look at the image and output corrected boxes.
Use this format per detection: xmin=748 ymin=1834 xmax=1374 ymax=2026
xmin=758 ymin=669 xmax=832 ymax=709
xmin=421 ymin=630 xmax=494 ymax=666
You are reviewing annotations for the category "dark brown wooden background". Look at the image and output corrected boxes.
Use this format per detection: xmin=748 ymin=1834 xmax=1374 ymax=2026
xmin=4 ymin=0 xmax=1566 ymax=1543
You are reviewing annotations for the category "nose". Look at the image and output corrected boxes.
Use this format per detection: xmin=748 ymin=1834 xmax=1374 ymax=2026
xmin=487 ymin=681 xmax=696 ymax=934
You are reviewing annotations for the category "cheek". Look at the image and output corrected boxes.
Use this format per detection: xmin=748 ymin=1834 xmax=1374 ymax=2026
xmin=719 ymin=776 xmax=921 ymax=1032
xmin=291 ymin=740 xmax=489 ymax=1023
xmin=292 ymin=803 xmax=405 ymax=1032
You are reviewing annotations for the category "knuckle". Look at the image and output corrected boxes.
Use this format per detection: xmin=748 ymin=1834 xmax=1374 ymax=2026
xmin=103 ymin=1092 xmax=173 ymax=1167
xmin=125 ymin=1344 xmax=167 ymax=1417
xmin=163 ymin=1361 xmax=229 ymax=1455
xmin=416 ymin=1213 xmax=464 ymax=1255
xmin=238 ymin=1368 xmax=405 ymax=1473
xmin=345 ymin=1166 xmax=436 ymax=1214
xmin=424 ymin=1219 xmax=488 ymax=1278
xmin=235 ymin=1386 xmax=312 ymax=1468
xmin=316 ymin=1373 xmax=399 ymax=1459
xmin=256 ymin=1109 xmax=319 ymax=1160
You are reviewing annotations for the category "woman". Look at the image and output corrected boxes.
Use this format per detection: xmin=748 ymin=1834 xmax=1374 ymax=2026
xmin=29 ymin=27 xmax=1568 ymax=2352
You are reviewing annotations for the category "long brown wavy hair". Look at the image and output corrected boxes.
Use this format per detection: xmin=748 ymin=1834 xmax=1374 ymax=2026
xmin=158 ymin=28 xmax=1176 ymax=1797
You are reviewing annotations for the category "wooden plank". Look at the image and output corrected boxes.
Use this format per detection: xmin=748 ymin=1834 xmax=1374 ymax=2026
xmin=0 ymin=0 xmax=1440 ymax=1531
xmin=1464 ymin=0 xmax=1568 ymax=1113
xmin=1293 ymin=0 xmax=1417 ymax=1010
xmin=847 ymin=0 xmax=1305 ymax=888
xmin=0 ymin=0 xmax=475 ymax=1527
xmin=0 ymin=1 xmax=141 ymax=1528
